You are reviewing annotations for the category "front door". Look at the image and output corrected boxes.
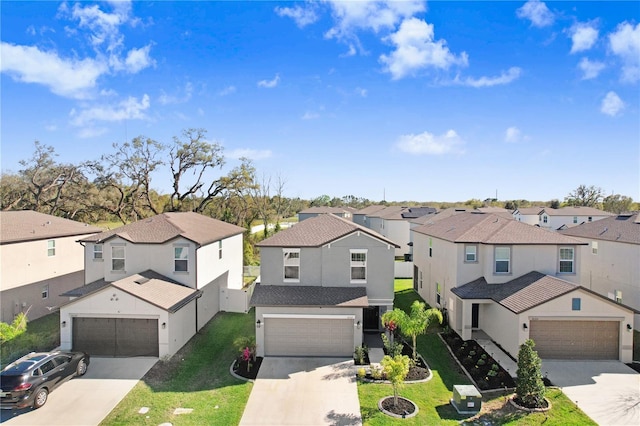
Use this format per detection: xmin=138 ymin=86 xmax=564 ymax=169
xmin=363 ymin=306 xmax=380 ymax=330
xmin=471 ymin=303 xmax=479 ymax=329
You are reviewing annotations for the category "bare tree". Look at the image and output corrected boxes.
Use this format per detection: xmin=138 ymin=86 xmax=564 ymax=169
xmin=565 ymin=185 xmax=604 ymax=207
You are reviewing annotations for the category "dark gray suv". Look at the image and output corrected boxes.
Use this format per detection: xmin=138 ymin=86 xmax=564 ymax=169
xmin=0 ymin=351 xmax=90 ymax=409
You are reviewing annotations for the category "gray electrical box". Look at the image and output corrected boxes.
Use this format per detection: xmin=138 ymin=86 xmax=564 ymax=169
xmin=451 ymin=384 xmax=482 ymax=414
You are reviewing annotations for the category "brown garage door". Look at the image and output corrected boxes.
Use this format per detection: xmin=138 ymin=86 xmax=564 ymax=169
xmin=529 ymin=320 xmax=619 ymax=360
xmin=264 ymin=317 xmax=354 ymax=357
xmin=73 ymin=318 xmax=159 ymax=357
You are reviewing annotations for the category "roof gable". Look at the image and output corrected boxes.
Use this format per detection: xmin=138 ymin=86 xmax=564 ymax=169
xmin=559 ymin=212 xmax=640 ymax=244
xmin=79 ymin=212 xmax=244 ymax=246
xmin=0 ymin=210 xmax=102 ymax=244
xmin=257 ymin=213 xmax=400 ymax=248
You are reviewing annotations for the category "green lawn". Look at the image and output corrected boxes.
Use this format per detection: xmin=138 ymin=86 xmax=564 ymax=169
xmin=357 ymin=282 xmax=597 ymax=425
xmin=101 ymin=311 xmax=256 ymax=426
xmin=1 ymin=312 xmax=60 ymax=366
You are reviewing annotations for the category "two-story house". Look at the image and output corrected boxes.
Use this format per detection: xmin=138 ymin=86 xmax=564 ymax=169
xmin=297 ymin=206 xmax=355 ymax=222
xmin=560 ymin=212 xmax=640 ymax=329
xmin=251 ymin=213 xmax=399 ymax=357
xmin=59 ymin=212 xmax=245 ymax=358
xmin=513 ymin=206 xmax=614 ymax=230
xmin=412 ymin=212 xmax=635 ymax=362
xmin=0 ymin=211 xmax=102 ymax=323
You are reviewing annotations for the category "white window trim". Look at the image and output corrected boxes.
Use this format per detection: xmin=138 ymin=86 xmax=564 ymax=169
xmin=174 ymin=244 xmax=189 ymax=273
xmin=558 ymin=246 xmax=575 ymax=274
xmin=436 ymin=282 xmax=442 ymax=306
xmin=494 ymin=246 xmax=511 ymax=274
xmin=111 ymin=244 xmax=126 ymax=272
xmin=42 ymin=284 xmax=49 ymax=299
xmin=350 ymin=249 xmax=367 ymax=283
xmin=591 ymin=241 xmax=598 ymax=255
xmin=464 ymin=244 xmax=478 ymax=263
xmin=47 ymin=240 xmax=56 ymax=257
xmin=93 ymin=244 xmax=103 ymax=260
xmin=283 ymin=248 xmax=300 ymax=282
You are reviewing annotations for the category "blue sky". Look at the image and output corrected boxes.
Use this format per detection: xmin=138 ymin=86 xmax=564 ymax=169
xmin=2 ymin=1 xmax=639 ymax=203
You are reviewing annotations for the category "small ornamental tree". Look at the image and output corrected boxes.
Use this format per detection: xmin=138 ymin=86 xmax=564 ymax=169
xmin=383 ymin=301 xmax=443 ymax=361
xmin=516 ymin=339 xmax=546 ymax=408
xmin=233 ymin=336 xmax=257 ymax=362
xmin=381 ymin=354 xmax=410 ymax=408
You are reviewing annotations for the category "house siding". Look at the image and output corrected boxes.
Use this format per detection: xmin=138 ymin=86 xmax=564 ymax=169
xmin=196 ymin=233 xmax=243 ymax=291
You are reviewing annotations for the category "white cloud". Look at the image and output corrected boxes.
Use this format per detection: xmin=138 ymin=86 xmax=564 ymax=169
xmin=219 ymin=85 xmax=236 ymax=96
xmin=608 ymin=22 xmax=640 ymax=83
xmin=0 ymin=42 xmax=107 ymax=99
xmin=45 ymin=124 xmax=58 ymax=132
xmin=578 ymin=57 xmax=605 ymax=80
xmin=275 ymin=5 xmax=318 ymax=28
xmin=380 ymin=18 xmax=468 ymax=80
xmin=70 ymin=94 xmax=150 ymax=126
xmin=516 ymin=0 xmax=554 ymax=28
xmin=77 ymin=126 xmax=108 ymax=139
xmin=123 ymin=44 xmax=155 ymax=73
xmin=396 ymin=129 xmax=465 ymax=155
xmin=61 ymin=1 xmax=131 ymax=51
xmin=569 ymin=22 xmax=599 ymax=53
xmin=325 ymin=0 xmax=424 ymax=36
xmin=355 ymin=87 xmax=368 ymax=97
xmin=257 ymin=74 xmax=280 ymax=88
xmin=504 ymin=127 xmax=522 ymax=143
xmin=158 ymin=82 xmax=193 ymax=105
xmin=600 ymin=91 xmax=624 ymax=116
xmin=301 ymin=111 xmax=320 ymax=120
xmin=227 ymin=148 xmax=273 ymax=160
xmin=458 ymin=67 xmax=522 ymax=88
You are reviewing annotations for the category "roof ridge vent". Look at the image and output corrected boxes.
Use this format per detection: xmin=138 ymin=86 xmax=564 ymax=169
xmin=599 ymin=227 xmax=608 ymax=235
xmin=134 ymin=277 xmax=150 ymax=285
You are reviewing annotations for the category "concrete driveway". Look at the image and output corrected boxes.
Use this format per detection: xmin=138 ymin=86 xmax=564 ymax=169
xmin=240 ymin=357 xmax=361 ymax=426
xmin=543 ymin=360 xmax=640 ymax=426
xmin=1 ymin=357 xmax=157 ymax=425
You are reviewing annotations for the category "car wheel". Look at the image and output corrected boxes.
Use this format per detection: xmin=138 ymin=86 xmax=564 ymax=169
xmin=33 ymin=388 xmax=48 ymax=409
xmin=76 ymin=359 xmax=87 ymax=376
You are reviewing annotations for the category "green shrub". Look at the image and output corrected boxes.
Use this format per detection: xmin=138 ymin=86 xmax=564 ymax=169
xmin=357 ymin=368 xmax=366 ymax=379
xmin=516 ymin=339 xmax=546 ymax=407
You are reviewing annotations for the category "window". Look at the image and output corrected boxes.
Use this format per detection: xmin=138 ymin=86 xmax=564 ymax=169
xmin=494 ymin=247 xmax=511 ymax=273
xmin=542 ymin=215 xmax=548 ymax=224
xmin=93 ymin=244 xmax=103 ymax=260
xmin=436 ymin=282 xmax=442 ymax=305
xmin=573 ymin=216 xmax=578 ymax=224
xmin=47 ymin=240 xmax=56 ymax=257
xmin=218 ymin=240 xmax=223 ymax=260
xmin=350 ymin=250 xmax=367 ymax=282
xmin=559 ymin=247 xmax=574 ymax=273
xmin=591 ymin=241 xmax=598 ymax=255
xmin=174 ymin=246 xmax=189 ymax=272
xmin=39 ymin=360 xmax=56 ymax=375
xmin=283 ymin=249 xmax=300 ymax=281
xmin=111 ymin=245 xmax=125 ymax=271
xmin=615 ymin=290 xmax=622 ymax=303
xmin=572 ymin=298 xmax=581 ymax=311
xmin=429 ymin=238 xmax=433 ymax=257
xmin=465 ymin=245 xmax=477 ymax=262
xmin=41 ymin=284 xmax=49 ymax=299
xmin=419 ymin=271 xmax=423 ymax=289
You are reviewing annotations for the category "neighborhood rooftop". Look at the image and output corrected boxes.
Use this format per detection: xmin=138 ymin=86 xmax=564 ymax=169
xmin=0 ymin=210 xmax=102 ymax=244
xmin=251 ymin=285 xmax=368 ymax=307
xmin=257 ymin=213 xmax=400 ymax=248
xmin=559 ymin=212 xmax=640 ymax=245
xmin=413 ymin=212 xmax=587 ymax=245
xmin=79 ymin=212 xmax=245 ymax=246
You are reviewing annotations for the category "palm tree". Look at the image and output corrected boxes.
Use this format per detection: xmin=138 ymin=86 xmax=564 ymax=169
xmin=393 ymin=300 xmax=443 ymax=361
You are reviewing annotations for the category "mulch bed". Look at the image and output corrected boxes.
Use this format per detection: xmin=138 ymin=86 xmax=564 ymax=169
xmin=512 ymin=395 xmax=550 ymax=410
xmin=233 ymin=356 xmax=263 ymax=380
xmin=380 ymin=396 xmax=417 ymax=416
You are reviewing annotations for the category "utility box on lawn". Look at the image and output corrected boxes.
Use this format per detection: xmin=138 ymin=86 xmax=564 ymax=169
xmin=451 ymin=384 xmax=482 ymax=414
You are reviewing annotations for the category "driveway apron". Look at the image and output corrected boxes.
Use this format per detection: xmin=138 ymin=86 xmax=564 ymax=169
xmin=1 ymin=357 xmax=157 ymax=426
xmin=240 ymin=357 xmax=361 ymax=426
xmin=543 ymin=360 xmax=640 ymax=426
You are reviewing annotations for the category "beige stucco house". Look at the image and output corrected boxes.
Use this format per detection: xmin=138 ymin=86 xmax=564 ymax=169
xmin=560 ymin=212 xmax=640 ymax=328
xmin=59 ymin=212 xmax=246 ymax=358
xmin=297 ymin=206 xmax=355 ymax=222
xmin=251 ymin=213 xmax=399 ymax=357
xmin=0 ymin=211 xmax=101 ymax=323
xmin=513 ymin=206 xmax=614 ymax=230
xmin=412 ymin=212 xmax=635 ymax=362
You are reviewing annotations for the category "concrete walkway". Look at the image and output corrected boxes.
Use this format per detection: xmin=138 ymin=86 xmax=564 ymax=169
xmin=240 ymin=357 xmax=361 ymax=426
xmin=543 ymin=360 xmax=640 ymax=426
xmin=472 ymin=330 xmax=518 ymax=378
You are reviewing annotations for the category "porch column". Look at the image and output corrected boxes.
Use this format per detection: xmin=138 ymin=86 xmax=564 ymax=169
xmin=461 ymin=301 xmax=473 ymax=341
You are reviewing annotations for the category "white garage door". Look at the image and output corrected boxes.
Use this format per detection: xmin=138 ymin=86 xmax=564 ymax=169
xmin=529 ymin=320 xmax=619 ymax=360
xmin=264 ymin=317 xmax=354 ymax=357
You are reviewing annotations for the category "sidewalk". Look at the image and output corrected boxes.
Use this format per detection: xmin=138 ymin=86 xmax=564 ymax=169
xmin=472 ymin=330 xmax=518 ymax=378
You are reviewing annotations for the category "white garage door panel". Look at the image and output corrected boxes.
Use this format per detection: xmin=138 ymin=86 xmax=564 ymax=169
xmin=265 ymin=318 xmax=354 ymax=357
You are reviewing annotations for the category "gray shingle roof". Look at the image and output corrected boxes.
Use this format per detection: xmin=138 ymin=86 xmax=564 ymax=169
xmin=299 ymin=206 xmax=351 ymax=215
xmin=256 ymin=213 xmax=400 ymax=248
xmin=62 ymin=270 xmax=201 ymax=313
xmin=353 ymin=205 xmax=388 ymax=215
xmin=452 ymin=272 xmax=578 ymax=313
xmin=79 ymin=212 xmax=245 ymax=246
xmin=559 ymin=213 xmax=640 ymax=245
xmin=543 ymin=206 xmax=614 ymax=217
xmin=413 ymin=212 xmax=586 ymax=245
xmin=0 ymin=210 xmax=102 ymax=244
xmin=250 ymin=284 xmax=368 ymax=307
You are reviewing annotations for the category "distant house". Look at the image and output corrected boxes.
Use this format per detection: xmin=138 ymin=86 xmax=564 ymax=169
xmin=560 ymin=212 xmax=640 ymax=328
xmin=251 ymin=214 xmax=400 ymax=357
xmin=513 ymin=206 xmax=614 ymax=230
xmin=412 ymin=212 xmax=635 ymax=362
xmin=0 ymin=211 xmax=102 ymax=323
xmin=352 ymin=205 xmax=388 ymax=228
xmin=59 ymin=212 xmax=246 ymax=358
xmin=297 ymin=206 xmax=355 ymax=222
